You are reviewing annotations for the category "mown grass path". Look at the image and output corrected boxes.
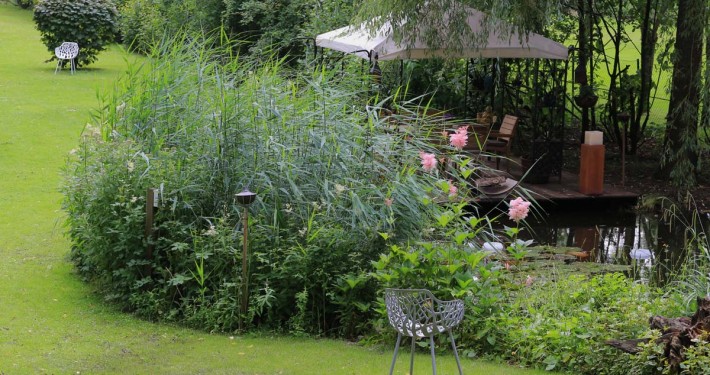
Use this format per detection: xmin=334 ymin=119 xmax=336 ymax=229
xmin=0 ymin=5 xmax=548 ymax=374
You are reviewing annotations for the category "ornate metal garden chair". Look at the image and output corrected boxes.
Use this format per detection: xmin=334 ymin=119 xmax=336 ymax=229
xmin=54 ymin=42 xmax=79 ymax=74
xmin=384 ymin=288 xmax=465 ymax=375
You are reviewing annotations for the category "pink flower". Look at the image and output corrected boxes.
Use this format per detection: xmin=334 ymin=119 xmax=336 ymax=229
xmin=419 ymin=152 xmax=438 ymax=172
xmin=525 ymin=275 xmax=534 ymax=287
xmin=449 ymin=126 xmax=468 ymax=149
xmin=508 ymin=197 xmax=531 ymax=223
xmin=384 ymin=198 xmax=393 ymax=207
xmin=448 ymin=181 xmax=458 ymax=197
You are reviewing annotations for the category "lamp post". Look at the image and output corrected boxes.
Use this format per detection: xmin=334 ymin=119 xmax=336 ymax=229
xmin=235 ymin=188 xmax=257 ymax=329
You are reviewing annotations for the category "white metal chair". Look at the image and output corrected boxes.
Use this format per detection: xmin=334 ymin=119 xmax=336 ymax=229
xmin=54 ymin=42 xmax=79 ymax=74
xmin=384 ymin=288 xmax=465 ymax=375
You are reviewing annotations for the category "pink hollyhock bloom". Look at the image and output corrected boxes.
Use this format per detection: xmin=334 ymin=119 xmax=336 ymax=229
xmin=384 ymin=198 xmax=393 ymax=207
xmin=508 ymin=197 xmax=531 ymax=223
xmin=448 ymin=181 xmax=458 ymax=197
xmin=419 ymin=152 xmax=437 ymax=172
xmin=449 ymin=126 xmax=468 ymax=149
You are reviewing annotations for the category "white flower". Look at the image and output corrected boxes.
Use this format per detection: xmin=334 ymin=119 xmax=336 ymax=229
xmin=84 ymin=123 xmax=101 ymax=137
xmin=334 ymin=184 xmax=346 ymax=195
xmin=130 ymin=196 xmax=138 ymax=203
xmin=298 ymin=227 xmax=307 ymax=236
xmin=203 ymin=225 xmax=218 ymax=236
xmin=127 ymin=161 xmax=135 ymax=172
xmin=284 ymin=203 xmax=293 ymax=213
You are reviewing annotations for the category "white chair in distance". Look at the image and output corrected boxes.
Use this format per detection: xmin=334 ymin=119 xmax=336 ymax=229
xmin=54 ymin=42 xmax=79 ymax=74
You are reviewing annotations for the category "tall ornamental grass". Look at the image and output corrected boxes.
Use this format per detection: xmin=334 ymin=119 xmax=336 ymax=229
xmin=62 ymin=33 xmax=471 ymax=336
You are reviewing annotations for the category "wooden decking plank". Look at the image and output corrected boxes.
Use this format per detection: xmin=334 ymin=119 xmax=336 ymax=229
xmin=472 ymin=156 xmax=638 ymax=206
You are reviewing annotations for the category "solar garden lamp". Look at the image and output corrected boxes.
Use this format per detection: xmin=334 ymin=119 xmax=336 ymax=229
xmin=235 ymin=188 xmax=257 ymax=328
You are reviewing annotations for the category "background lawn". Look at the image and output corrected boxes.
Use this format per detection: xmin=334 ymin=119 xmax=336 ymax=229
xmin=0 ymin=4 xmax=548 ymax=374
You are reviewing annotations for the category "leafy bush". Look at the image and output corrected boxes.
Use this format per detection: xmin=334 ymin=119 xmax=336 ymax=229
xmin=494 ymin=272 xmax=686 ymax=374
xmin=62 ymin=33 xmax=470 ymax=336
xmin=11 ymin=0 xmax=34 ymax=9
xmin=33 ymin=0 xmax=119 ymax=67
xmin=118 ymin=0 xmax=224 ymax=54
xmin=117 ymin=0 xmax=163 ymax=54
xmin=369 ymin=212 xmax=509 ymax=357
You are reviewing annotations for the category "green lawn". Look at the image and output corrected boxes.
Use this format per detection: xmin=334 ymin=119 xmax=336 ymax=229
xmin=0 ymin=4 xmax=549 ymax=374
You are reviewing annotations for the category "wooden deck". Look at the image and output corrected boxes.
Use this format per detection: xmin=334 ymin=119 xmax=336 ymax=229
xmin=474 ymin=156 xmax=639 ymax=208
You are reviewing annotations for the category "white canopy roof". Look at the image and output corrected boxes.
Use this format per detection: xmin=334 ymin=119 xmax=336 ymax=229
xmin=316 ymin=7 xmax=568 ymax=61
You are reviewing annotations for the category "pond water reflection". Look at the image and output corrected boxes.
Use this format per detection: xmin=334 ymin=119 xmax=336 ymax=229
xmin=509 ymin=208 xmax=709 ymax=286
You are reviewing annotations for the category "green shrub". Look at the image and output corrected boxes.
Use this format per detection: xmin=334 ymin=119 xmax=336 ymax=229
xmin=366 ymin=204 xmax=515 ymax=356
xmin=494 ymin=272 xmax=686 ymax=374
xmin=118 ymin=0 xmax=224 ymax=54
xmin=12 ymin=0 xmax=34 ymax=9
xmin=33 ymin=0 xmax=119 ymax=67
xmin=118 ymin=0 xmax=163 ymax=54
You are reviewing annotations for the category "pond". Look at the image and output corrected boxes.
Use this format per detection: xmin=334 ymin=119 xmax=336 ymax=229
xmin=507 ymin=205 xmax=710 ymax=286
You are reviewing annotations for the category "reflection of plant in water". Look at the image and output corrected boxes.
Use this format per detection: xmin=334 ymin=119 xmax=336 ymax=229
xmin=646 ymin=194 xmax=710 ymax=303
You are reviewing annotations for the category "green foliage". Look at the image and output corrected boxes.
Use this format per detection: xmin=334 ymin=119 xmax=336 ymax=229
xmin=679 ymin=337 xmax=710 ymax=374
xmin=369 ymin=205 xmax=513 ymax=355
xmin=0 ymin=5 xmax=574 ymax=373
xmin=117 ymin=0 xmax=163 ymax=54
xmin=11 ymin=0 xmax=34 ymax=8
xmin=118 ymin=0 xmax=224 ymax=54
xmin=353 ymin=0 xmax=564 ymax=56
xmin=33 ymin=0 xmax=118 ymax=66
xmin=495 ymin=272 xmax=686 ymax=374
xmin=62 ymin=32 xmax=452 ymax=335
xmin=116 ymin=0 xmax=355 ymax=59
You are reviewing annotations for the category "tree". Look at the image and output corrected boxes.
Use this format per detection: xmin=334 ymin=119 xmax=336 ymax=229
xmin=33 ymin=0 xmax=119 ymax=67
xmin=657 ymin=0 xmax=706 ymax=188
xmin=628 ymin=0 xmax=675 ymax=155
xmin=702 ymin=18 xmax=710 ymax=144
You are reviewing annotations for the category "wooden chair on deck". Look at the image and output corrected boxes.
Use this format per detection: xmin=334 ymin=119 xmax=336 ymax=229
xmin=476 ymin=115 xmax=519 ymax=171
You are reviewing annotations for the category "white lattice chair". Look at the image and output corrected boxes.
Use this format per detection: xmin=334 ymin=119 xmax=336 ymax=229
xmin=54 ymin=42 xmax=79 ymax=74
xmin=385 ymin=288 xmax=465 ymax=375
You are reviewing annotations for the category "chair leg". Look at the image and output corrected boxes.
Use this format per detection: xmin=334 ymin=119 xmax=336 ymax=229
xmin=389 ymin=333 xmax=402 ymax=375
xmin=55 ymin=59 xmax=61 ymax=74
xmin=429 ymin=335 xmax=437 ymax=375
xmin=449 ymin=331 xmax=463 ymax=375
xmin=409 ymin=336 xmax=416 ymax=375
xmin=70 ymin=58 xmax=75 ymax=74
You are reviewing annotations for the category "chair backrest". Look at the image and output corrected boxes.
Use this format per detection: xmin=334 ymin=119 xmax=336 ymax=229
xmin=384 ymin=288 xmax=464 ymax=338
xmin=55 ymin=42 xmax=79 ymax=59
xmin=497 ymin=115 xmax=518 ymax=141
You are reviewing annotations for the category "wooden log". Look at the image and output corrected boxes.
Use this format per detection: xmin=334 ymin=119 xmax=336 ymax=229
xmin=606 ymin=338 xmax=649 ymax=354
xmin=606 ymin=296 xmax=710 ymax=371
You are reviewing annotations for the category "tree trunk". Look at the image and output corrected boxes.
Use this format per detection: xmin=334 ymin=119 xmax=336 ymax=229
xmin=702 ymin=25 xmax=710 ymax=143
xmin=607 ymin=297 xmax=710 ymax=373
xmin=577 ymin=0 xmax=590 ymax=141
xmin=630 ymin=0 xmax=660 ymax=155
xmin=657 ymin=0 xmax=704 ymax=188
